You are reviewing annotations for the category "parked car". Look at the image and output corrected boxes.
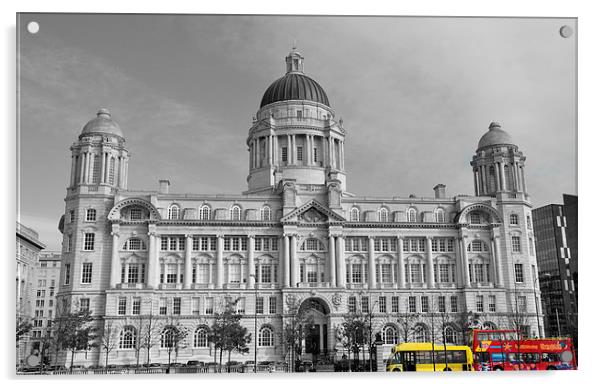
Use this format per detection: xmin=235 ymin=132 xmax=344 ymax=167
xmin=148 ymin=363 xmax=162 ymax=368
xmin=186 ymin=360 xmax=204 ymax=367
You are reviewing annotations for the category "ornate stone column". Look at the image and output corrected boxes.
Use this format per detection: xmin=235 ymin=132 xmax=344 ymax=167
xmin=290 ymin=234 xmax=298 ymax=286
xmin=283 ymin=235 xmax=290 ymax=287
xmin=337 ymin=236 xmax=346 ymax=288
xmin=329 ymin=235 xmax=336 ymax=287
xmin=217 ymin=234 xmax=224 ymax=289
xmin=305 ymin=134 xmax=311 ymax=165
xmin=500 ymin=162 xmax=507 ymax=191
xmin=368 ymin=236 xmax=376 ymax=289
xmin=184 ymin=234 xmax=192 ymax=289
xmin=147 ymin=225 xmax=158 ymax=288
xmin=459 ymin=234 xmax=470 ymax=287
xmin=248 ymin=235 xmax=255 ymax=289
xmin=426 ymin=237 xmax=435 ymax=287
xmin=109 ymin=224 xmax=120 ymax=288
xmin=494 ymin=162 xmax=501 ymax=192
xmin=397 ymin=236 xmax=406 ymax=288
xmin=493 ymin=234 xmax=504 ymax=287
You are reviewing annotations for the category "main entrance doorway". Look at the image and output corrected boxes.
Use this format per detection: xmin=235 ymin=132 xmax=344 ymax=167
xmin=298 ymin=298 xmax=330 ymax=362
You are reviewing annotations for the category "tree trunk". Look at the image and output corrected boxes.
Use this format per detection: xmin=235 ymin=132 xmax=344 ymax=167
xmin=227 ymin=350 xmax=232 ymax=373
xmin=70 ymin=349 xmax=75 ymax=370
xmin=105 ymin=348 xmax=109 ymax=370
xmin=219 ymin=348 xmax=223 ymax=373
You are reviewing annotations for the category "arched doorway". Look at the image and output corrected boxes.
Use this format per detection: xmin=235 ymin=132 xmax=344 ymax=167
xmin=298 ymin=297 xmax=330 ymax=362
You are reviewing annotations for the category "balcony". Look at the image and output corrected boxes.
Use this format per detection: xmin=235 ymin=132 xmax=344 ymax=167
xmin=224 ymin=283 xmax=244 ymax=289
xmin=116 ymin=283 xmax=144 ymax=290
xmin=158 ymin=283 xmax=182 ymax=290
xmin=407 ymin=282 xmax=427 ymax=289
xmin=435 ymin=282 xmax=457 ymax=289
xmin=190 ymin=283 xmax=214 ymax=290
xmin=378 ymin=282 xmax=397 ymax=289
xmin=346 ymin=283 xmax=368 ymax=290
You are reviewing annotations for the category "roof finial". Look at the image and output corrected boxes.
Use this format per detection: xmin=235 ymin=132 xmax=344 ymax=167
xmin=292 ymin=39 xmax=297 ymax=51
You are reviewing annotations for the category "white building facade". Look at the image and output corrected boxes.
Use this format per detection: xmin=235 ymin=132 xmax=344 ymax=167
xmin=56 ymin=50 xmax=543 ymax=367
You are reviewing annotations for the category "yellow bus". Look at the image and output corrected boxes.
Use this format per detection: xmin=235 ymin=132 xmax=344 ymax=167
xmin=386 ymin=343 xmax=474 ymax=372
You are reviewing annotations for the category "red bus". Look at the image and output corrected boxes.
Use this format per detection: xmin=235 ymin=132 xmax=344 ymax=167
xmin=471 ymin=329 xmax=576 ymax=371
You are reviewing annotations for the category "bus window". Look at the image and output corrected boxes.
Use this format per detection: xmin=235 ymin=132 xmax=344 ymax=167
xmin=508 ymin=353 xmax=519 ymax=363
xmin=522 ymin=353 xmax=540 ymax=363
xmin=491 ymin=352 xmax=506 ymax=363
xmin=475 ymin=352 xmax=490 ymax=364
xmin=490 ymin=332 xmax=502 ymax=340
xmin=477 ymin=333 xmax=489 ymax=342
xmin=449 ymin=351 xmax=467 ymax=364
xmin=541 ymin=353 xmax=561 ymax=363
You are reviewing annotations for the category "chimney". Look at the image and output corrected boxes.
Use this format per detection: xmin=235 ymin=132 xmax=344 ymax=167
xmin=159 ymin=179 xmax=170 ymax=194
xmin=433 ymin=184 xmax=446 ymax=199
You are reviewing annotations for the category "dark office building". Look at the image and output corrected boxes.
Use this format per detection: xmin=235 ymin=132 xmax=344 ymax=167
xmin=532 ymin=195 xmax=577 ymax=346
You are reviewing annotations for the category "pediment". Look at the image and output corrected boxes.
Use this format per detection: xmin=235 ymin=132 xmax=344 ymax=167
xmin=281 ymin=199 xmax=346 ymax=223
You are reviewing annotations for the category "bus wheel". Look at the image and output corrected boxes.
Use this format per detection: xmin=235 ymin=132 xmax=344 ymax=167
xmin=546 ymin=366 xmax=557 ymax=371
xmin=393 ymin=368 xmax=402 ymax=372
xmin=443 ymin=367 xmax=452 ymax=371
xmin=493 ymin=366 xmax=504 ymax=371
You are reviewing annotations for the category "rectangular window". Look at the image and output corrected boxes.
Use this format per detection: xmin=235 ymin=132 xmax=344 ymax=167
xmin=261 ymin=265 xmax=272 ymax=283
xmin=161 ymin=236 xmax=168 ymax=250
xmin=192 ymin=297 xmax=200 ymax=315
xmin=192 ymin=237 xmax=200 ymax=251
xmin=313 ymin=147 xmax=318 ymax=163
xmin=200 ymin=237 xmax=208 ymax=251
xmin=348 ymin=297 xmax=357 ymax=313
xmin=80 ymin=298 xmax=90 ymax=312
xmin=296 ymin=110 xmax=302 ymax=119
xmin=159 ymin=298 xmax=167 ymax=315
xmin=49 ymin=287 xmax=54 ymax=297
xmin=410 ymin=264 xmax=422 ymax=283
xmin=450 ymin=295 xmax=458 ymax=313
xmin=518 ymin=296 xmax=527 ymax=313
xmin=297 ymin=146 xmax=303 ymax=161
xmin=36 ymin=299 xmax=45 ymax=307
xmin=476 ymin=295 xmax=484 ymax=312
xmin=256 ymin=297 xmax=264 ymax=314
xmin=515 ymin=263 xmax=524 ymax=283
xmin=128 ymin=264 xmax=139 ymax=284
xmin=512 ymin=236 xmax=521 ymax=253
xmin=269 ymin=296 xmax=277 ymax=314
xmin=379 ymin=296 xmax=387 ymax=313
xmin=173 ymin=297 xmax=181 ymax=315
xmin=66 ymin=234 xmax=73 ymax=252
xmin=132 ymin=298 xmax=141 ymax=315
xmin=488 ymin=295 xmax=496 ymax=312
xmin=83 ymin=233 xmax=95 ymax=251
xmin=86 ymin=209 xmax=97 ymax=222
xmin=351 ymin=264 xmax=362 ymax=283
xmin=210 ymin=237 xmax=217 ymax=251
xmin=64 ymin=263 xmax=71 ymax=285
xmin=391 ymin=296 xmax=399 ymax=313
xmin=205 ymin=297 xmax=214 ymax=315
xmin=237 ymin=297 xmax=246 ymax=314
xmin=178 ymin=237 xmax=185 ymax=251
xmin=361 ymin=296 xmax=370 ymax=314
xmin=69 ymin=210 xmax=75 ymax=223
xmin=528 ymin=238 xmax=534 ymax=256
xmin=408 ymin=296 xmax=417 ymax=313
xmin=438 ymin=296 xmax=446 ymax=313
xmin=81 ymin=262 xmax=93 ymax=284
xmin=281 ymin=147 xmax=288 ymax=162
xmin=421 ymin=296 xmax=429 ymax=313
xmin=271 ymin=237 xmax=278 ymax=251
xmin=118 ymin=297 xmax=127 ymax=315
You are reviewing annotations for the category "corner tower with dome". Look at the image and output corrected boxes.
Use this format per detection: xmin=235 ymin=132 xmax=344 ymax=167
xmin=55 ymin=50 xmax=543 ymax=368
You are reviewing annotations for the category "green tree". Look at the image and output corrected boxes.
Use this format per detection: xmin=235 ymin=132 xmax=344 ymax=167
xmin=209 ymin=298 xmax=251 ymax=373
xmin=53 ymin=308 xmax=98 ymax=369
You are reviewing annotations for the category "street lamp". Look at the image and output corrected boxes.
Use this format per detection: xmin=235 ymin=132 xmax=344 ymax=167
xmin=249 ymin=274 xmax=258 ymax=373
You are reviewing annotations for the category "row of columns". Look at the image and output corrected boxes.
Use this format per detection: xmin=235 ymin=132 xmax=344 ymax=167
xmin=109 ymin=227 xmax=505 ymax=290
xmin=249 ymin=133 xmax=344 ymax=170
xmin=474 ymin=161 xmax=526 ymax=196
xmin=70 ymin=150 xmax=128 ymax=188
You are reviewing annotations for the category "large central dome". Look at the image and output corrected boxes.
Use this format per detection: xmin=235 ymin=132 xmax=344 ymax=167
xmin=260 ymin=50 xmax=330 ymax=108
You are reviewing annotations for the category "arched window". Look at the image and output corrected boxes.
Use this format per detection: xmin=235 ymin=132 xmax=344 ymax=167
xmin=382 ymin=325 xmax=399 ymax=345
xmin=350 ymin=207 xmax=360 ymax=222
xmin=119 ymin=326 xmax=137 ymax=349
xmin=108 ymin=157 xmax=115 ymax=185
xmin=258 ymin=326 xmax=274 ymax=347
xmin=434 ymin=208 xmax=445 ymax=223
xmin=168 ymin=205 xmax=180 ymax=220
xmin=161 ymin=326 xmax=176 ymax=348
xmin=443 ymin=325 xmax=459 ymax=344
xmin=509 ymin=214 xmax=519 ymax=225
xmin=413 ymin=324 xmax=429 ymax=342
xmin=199 ymin=205 xmax=211 ymax=220
xmin=407 ymin=208 xmax=417 ymax=223
xmin=194 ymin=326 xmax=208 ymax=348
xmin=482 ymin=321 xmax=497 ymax=330
xmin=378 ymin=207 xmax=389 ymax=222
xmin=230 ymin=205 xmax=242 ymax=221
xmin=92 ymin=154 xmax=101 ymax=183
xmin=122 ymin=237 xmax=147 ymax=251
xmin=260 ymin=206 xmax=271 ymax=221
xmin=468 ymin=240 xmax=488 ymax=252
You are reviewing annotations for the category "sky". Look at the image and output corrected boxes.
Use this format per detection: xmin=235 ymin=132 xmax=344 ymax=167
xmin=16 ymin=14 xmax=577 ymax=251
